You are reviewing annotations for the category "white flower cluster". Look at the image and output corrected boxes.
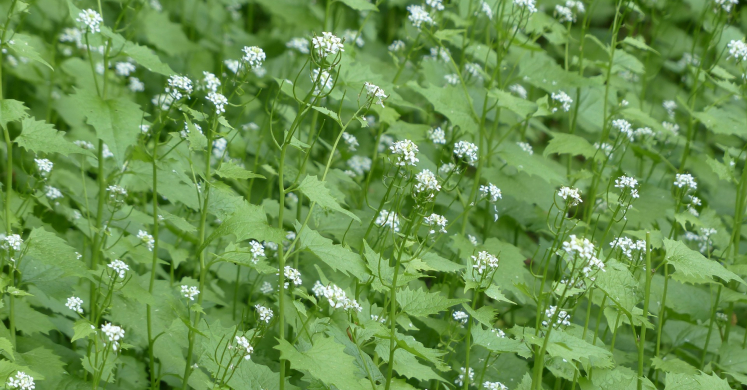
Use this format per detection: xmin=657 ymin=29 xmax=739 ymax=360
xmin=453 ymin=310 xmax=469 ymax=325
xmin=342 ymin=132 xmax=358 ymax=151
xmin=551 ymin=91 xmax=573 ymax=112
xmin=480 ymin=183 xmax=502 ymax=203
xmin=414 ymin=169 xmax=441 ymax=195
xmin=35 ymin=158 xmax=53 ymax=177
xmin=426 ymin=0 xmax=445 ymax=10
xmin=509 ymin=84 xmax=528 ymax=99
xmin=181 ymin=285 xmax=200 ymax=301
xmin=492 ymin=328 xmax=506 ymax=338
xmin=429 ymin=46 xmax=451 ymax=62
xmin=129 ymin=77 xmax=145 ymax=92
xmin=514 ymin=0 xmax=538 ymax=13
xmin=615 ymin=175 xmax=639 ymax=198
xmin=108 ymin=259 xmax=129 ymax=279
xmin=212 ymin=138 xmax=228 ymax=160
xmin=479 ymin=1 xmax=494 ymax=19
xmin=207 ymin=91 xmax=228 ymax=114
xmin=107 ymin=185 xmax=127 ymax=201
xmin=612 ymin=119 xmax=634 ymax=141
xmin=286 ymin=37 xmax=310 ymax=54
xmin=342 ymin=29 xmax=364 ymax=48
xmin=610 ymin=237 xmax=646 ymax=260
xmin=472 ymin=250 xmax=499 ymax=275
xmin=224 ymin=59 xmax=240 ymax=74
xmin=715 ymin=0 xmax=739 ymax=12
xmin=234 ymin=335 xmax=254 ymax=360
xmin=558 ymin=186 xmax=582 ymax=206
xmin=427 ymin=127 xmax=446 ymax=144
xmin=424 ymin=213 xmax=447 ymax=234
xmin=260 ymin=281 xmax=274 ymax=294
xmin=455 ymin=367 xmax=475 ymax=387
xmin=684 ymin=227 xmax=717 ymax=253
xmin=101 ymin=322 xmax=125 ymax=351
xmin=255 ymin=304 xmax=273 ymax=323
xmin=375 ymin=210 xmax=400 ymax=232
xmin=364 ymin=82 xmax=387 ymax=107
xmin=311 ymin=68 xmax=333 ymax=95
xmin=77 ymin=9 xmax=103 ymax=33
xmin=249 ymin=241 xmax=265 ymax=264
xmin=663 ymin=100 xmax=677 ymax=119
xmin=370 ymin=314 xmax=387 ymax=323
xmin=167 ymin=75 xmax=193 ymax=100
xmin=407 ymin=5 xmax=434 ymax=29
xmin=137 ymin=230 xmax=155 ymax=251
xmin=543 ymin=305 xmax=571 ymax=328
xmin=444 ymin=74 xmax=459 ymax=85
xmin=662 ymin=121 xmax=679 ymax=135
xmin=242 ymin=46 xmax=266 ymax=68
xmin=283 ymin=266 xmax=302 ymax=288
xmin=1 ymin=234 xmax=23 ymax=251
xmin=517 ymin=141 xmax=533 ymax=154
xmin=595 ymin=142 xmax=613 ymax=157
xmin=45 ymin=186 xmax=63 ymax=200
xmin=454 ymin=140 xmax=479 ymax=166
xmin=484 ymin=382 xmax=509 ymax=390
xmin=311 ymin=281 xmax=362 ymax=312
xmin=465 ymin=62 xmax=483 ymax=81
xmin=115 ymin=62 xmax=136 ymax=77
xmin=728 ymin=39 xmax=747 ymax=63
xmin=674 ymin=173 xmax=697 ymax=191
xmin=554 ymin=0 xmax=584 ymax=22
xmin=7 ymin=371 xmax=35 ymax=390
xmin=347 ymin=155 xmax=372 ymax=176
xmin=563 ymin=235 xmax=605 ymax=280
xmin=66 ymin=296 xmax=84 ymax=314
xmin=312 ymin=32 xmax=345 ymax=59
xmin=202 ymin=71 xmax=221 ymax=92
xmin=390 ymin=139 xmax=419 ymax=166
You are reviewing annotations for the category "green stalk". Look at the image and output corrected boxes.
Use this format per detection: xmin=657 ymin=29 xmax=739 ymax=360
xmin=147 ymin=129 xmax=161 ymax=389
xmin=384 ymin=217 xmax=410 ymax=390
xmin=638 ymin=232 xmax=652 ymax=390
xmin=277 ymin=144 xmax=288 ymax=390
xmin=462 ymin=291 xmax=481 ymax=390
xmin=700 ymin=285 xmax=721 ymax=368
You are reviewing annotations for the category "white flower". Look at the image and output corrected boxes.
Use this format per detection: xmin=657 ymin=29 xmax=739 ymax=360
xmin=562 ymin=235 xmax=605 ymax=280
xmin=235 ymin=336 xmax=254 ymax=360
xmin=66 ymin=296 xmax=84 ymax=314
xmin=472 ymin=251 xmax=499 ymax=274
xmin=342 ymin=29 xmax=365 ymax=48
xmin=468 ymin=235 xmax=478 ymax=246
xmin=35 ymin=158 xmax=53 ymax=176
xmin=453 ymin=311 xmax=469 ymax=325
xmin=465 ymin=62 xmax=483 ymax=81
xmin=151 ymin=93 xmax=175 ymax=110
xmin=454 ymin=140 xmax=479 ymax=166
xmin=429 ymin=46 xmax=451 ymax=62
xmin=517 ymin=142 xmax=533 ymax=154
xmin=167 ymin=75 xmax=193 ymax=100
xmin=551 ymin=91 xmax=573 ymax=112
xmin=484 ymin=382 xmax=509 ymax=390
xmin=455 ymin=367 xmax=475 ymax=387
xmin=610 ymin=237 xmax=646 ymax=260
xmin=480 ymin=183 xmax=502 ymax=203
xmin=224 ymin=59 xmax=241 ymax=74
xmin=364 ymin=82 xmax=387 ymax=107
xmin=427 ymin=127 xmax=447 ymax=144
xmin=728 ymin=39 xmax=747 ymax=63
xmin=388 ymin=40 xmax=405 ymax=52
xmin=715 ymin=0 xmax=739 ymax=12
xmin=311 ymin=282 xmax=361 ymax=312
xmin=260 ymin=281 xmax=274 ymax=294
xmin=128 ymin=77 xmax=145 ymax=92
xmin=202 ymin=71 xmax=221 ymax=92
xmin=615 ymin=175 xmax=639 ymax=198
xmin=662 ymin=121 xmax=680 ymax=135
xmin=491 ymin=328 xmax=506 ymax=338
xmin=137 ymin=230 xmax=155 ymax=251
xmin=390 ymin=139 xmax=419 ymax=166
xmin=283 ymin=266 xmax=302 ymax=288
xmin=595 ymin=142 xmax=613 ymax=157
xmin=612 ymin=119 xmax=634 ymax=141
xmin=414 ymin=169 xmax=441 ymax=194
xmin=674 ymin=173 xmax=697 ymax=190
xmin=513 ymin=0 xmax=538 ymax=13
xmin=102 ymin=144 xmax=114 ymax=159
xmin=114 ymin=62 xmax=136 ymax=77
xmin=249 ymin=241 xmax=265 ymax=263
xmin=255 ymin=304 xmax=274 ymax=323
xmin=212 ymin=138 xmax=227 ymax=159
xmin=207 ymin=91 xmax=228 ymax=114
xmin=1 ymin=234 xmax=23 ymax=252
xmin=242 ymin=46 xmax=266 ymax=68
xmin=375 ymin=210 xmax=400 ymax=232
xmin=107 ymin=185 xmax=128 ymax=204
xmin=555 ymin=5 xmax=575 ymax=22
xmin=311 ymin=32 xmax=345 ymax=59
xmin=634 ymin=127 xmax=654 ymax=139
xmin=7 ymin=371 xmax=35 ymax=390
xmin=74 ymin=140 xmax=95 ymax=150
xmin=108 ymin=260 xmax=129 ymax=279
xmin=543 ymin=305 xmax=571 ymax=328
xmin=286 ymin=37 xmax=310 ymax=54
xmin=77 ymin=9 xmax=103 ymax=33
xmin=426 ymin=0 xmax=445 ymax=11
xmin=424 ymin=213 xmax=447 ymax=234
xmin=558 ymin=186 xmax=582 ymax=206
xmin=407 ymin=5 xmax=434 ymax=29
xmin=342 ymin=132 xmax=359 ymax=151
xmin=444 ymin=73 xmax=459 ymax=85
xmin=347 ymin=155 xmax=372 ymax=176
xmin=140 ymin=124 xmax=150 ymax=133
xmin=45 ymin=186 xmax=63 ymax=200
xmin=479 ymin=1 xmax=494 ymax=19
xmin=180 ymin=285 xmax=200 ymax=300
xmin=509 ymin=84 xmax=528 ymax=99
xmin=101 ymin=322 xmax=125 ymax=351
xmin=311 ymin=68 xmax=333 ymax=95
xmin=663 ymin=100 xmax=677 ymax=119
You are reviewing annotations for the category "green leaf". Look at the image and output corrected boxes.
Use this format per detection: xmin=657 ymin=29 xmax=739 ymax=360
xmin=664 ymin=238 xmax=745 ymax=285
xmin=99 ymin=26 xmax=174 ymax=76
xmin=215 ymin=161 xmax=265 ymax=180
xmin=485 ymin=285 xmax=516 ymax=305
xmin=71 ymin=320 xmax=96 ymax=342
xmin=0 ymin=338 xmax=14 ymax=361
xmin=651 ymin=356 xmax=698 ymax=375
xmin=295 ymin=222 xmax=370 ymax=281
xmin=420 ymin=252 xmax=465 ymax=273
xmin=183 ymin=114 xmax=207 ymax=151
xmin=621 ymin=36 xmax=660 ymax=54
xmin=0 ymin=99 xmax=29 ymax=127
xmin=434 ymin=29 xmax=465 ymax=41
xmin=471 ymin=326 xmax=530 ymax=354
xmin=489 ymin=89 xmax=538 ymax=118
xmin=15 ymin=117 xmax=92 ymax=156
xmin=275 ymin=336 xmax=368 ymax=390
xmin=24 ymin=227 xmax=89 ymax=278
xmin=336 ymin=0 xmax=378 ymax=11
xmin=71 ymin=88 xmax=146 ymax=164
xmin=543 ymin=132 xmax=597 ymax=158
xmin=407 ymin=81 xmax=478 ymax=134
xmin=462 ymin=303 xmax=496 ymax=327
xmin=375 ymin=341 xmax=445 ymax=382
xmin=200 ymin=202 xmax=285 ymax=252
xmin=705 ymin=156 xmax=734 ymax=182
xmin=594 ymin=259 xmax=641 ymax=313
xmin=694 ymin=108 xmax=747 ymax=138
xmin=299 ymin=175 xmax=361 ymax=222
xmin=665 ymin=372 xmax=731 ymax=390
xmin=141 ymin=10 xmax=196 ymax=57
xmin=7 ymin=33 xmax=53 ymax=69
xmin=396 ymin=287 xmax=468 ymax=318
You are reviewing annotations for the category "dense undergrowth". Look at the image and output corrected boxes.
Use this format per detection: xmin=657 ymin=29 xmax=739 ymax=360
xmin=1 ymin=0 xmax=747 ymax=389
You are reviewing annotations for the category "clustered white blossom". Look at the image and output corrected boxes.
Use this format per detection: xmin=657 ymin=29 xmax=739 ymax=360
xmin=101 ymin=322 xmax=125 ymax=351
xmin=492 ymin=328 xmax=506 ymax=338
xmin=615 ymin=175 xmax=639 ymax=198
xmin=414 ymin=169 xmax=441 ymax=195
xmin=370 ymin=314 xmax=387 ymax=323
xmin=517 ymin=141 xmax=533 ymax=154
xmin=311 ymin=68 xmax=333 ymax=95
xmin=202 ymin=71 xmax=221 ymax=92
xmin=484 ymin=382 xmax=509 ymax=390
xmin=684 ymin=227 xmax=717 ymax=253
xmin=472 ymin=251 xmax=499 ymax=275
xmin=715 ymin=0 xmax=739 ymax=13
xmin=260 ymin=281 xmax=274 ymax=294
xmin=364 ymin=82 xmax=387 ymax=107
xmin=427 ymin=127 xmax=447 ymax=144
xmin=242 ymin=46 xmax=266 ymax=68
xmin=311 ymin=281 xmax=362 ymax=312
xmin=479 ymin=1 xmax=494 ymax=19
xmin=557 ymin=186 xmax=582 ymax=206
xmin=595 ymin=142 xmax=613 ymax=157
xmin=551 ymin=91 xmax=573 ymax=112
xmin=181 ymin=122 xmax=203 ymax=138
xmin=455 ymin=367 xmax=475 ymax=387
xmin=7 ymin=371 xmax=35 ymax=390
xmin=390 ymin=139 xmax=419 ymax=166
xmin=207 ymin=91 xmax=228 ymax=114
xmin=35 ymin=158 xmax=53 ymax=176
xmin=424 ymin=213 xmax=447 ymax=234
xmin=453 ymin=311 xmax=469 ymax=325
xmin=137 ymin=230 xmax=155 ymax=251
xmin=108 ymin=259 xmax=129 ymax=279
xmin=663 ymin=100 xmax=677 ymax=119
xmin=342 ymin=29 xmax=365 ymax=47
xmin=115 ymin=61 xmax=136 ymax=77
xmin=554 ymin=0 xmax=584 ymax=23
xmin=389 ymin=40 xmax=406 ymax=52
xmin=543 ymin=305 xmax=571 ymax=328
xmin=77 ymin=9 xmax=103 ymax=33
xmin=347 ymin=155 xmax=372 ymax=176
xmin=167 ymin=75 xmax=193 ymax=100
xmin=212 ymin=138 xmax=228 ymax=159
xmin=480 ymin=183 xmax=502 ymax=203
xmin=342 ymin=132 xmax=359 ymax=151
xmin=612 ymin=119 xmax=634 ymax=141
xmin=375 ymin=210 xmax=400 ymax=232
xmin=444 ymin=74 xmax=459 ymax=85
xmin=465 ymin=63 xmax=483 ymax=81
xmin=509 ymin=84 xmax=528 ymax=99
xmin=662 ymin=121 xmax=679 ymax=135
xmin=151 ymin=93 xmax=175 ymax=110
xmin=454 ymin=140 xmax=479 ymax=165
xmin=249 ymin=240 xmax=265 ymax=263
xmin=66 ymin=296 xmax=84 ymax=314
xmin=514 ymin=0 xmax=538 ymax=13
xmin=45 ymin=186 xmax=63 ymax=200
xmin=674 ymin=173 xmax=697 ymax=191
xmin=224 ymin=59 xmax=240 ymax=74
xmin=429 ymin=47 xmax=451 ymax=62
xmin=181 ymin=285 xmax=200 ymax=300
xmin=255 ymin=304 xmax=274 ymax=323
xmin=286 ymin=37 xmax=310 ymax=54
xmin=610 ymin=237 xmax=646 ymax=260
xmin=311 ymin=32 xmax=345 ymax=59
xmin=1 ymin=234 xmax=23 ymax=252
xmin=727 ymin=39 xmax=747 ymax=63
xmin=407 ymin=5 xmax=434 ymax=29
xmin=234 ymin=335 xmax=254 ymax=360
xmin=284 ymin=266 xmax=303 ymax=288
xmin=563 ymin=235 xmax=605 ymax=280
xmin=426 ymin=0 xmax=445 ymax=10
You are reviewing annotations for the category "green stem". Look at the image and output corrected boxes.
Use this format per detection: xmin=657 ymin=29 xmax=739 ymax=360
xmin=147 ymin=130 xmax=161 ymax=389
xmin=638 ymin=232 xmax=652 ymax=390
